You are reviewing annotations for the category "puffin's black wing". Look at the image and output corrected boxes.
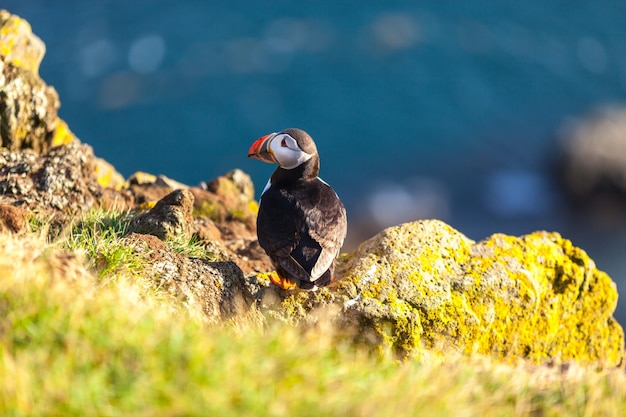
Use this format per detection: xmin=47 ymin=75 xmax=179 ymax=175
xmin=257 ymin=186 xmax=311 ymax=282
xmin=294 ymin=180 xmax=347 ymax=281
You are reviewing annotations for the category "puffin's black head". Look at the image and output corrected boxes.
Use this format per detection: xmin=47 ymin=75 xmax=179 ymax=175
xmin=279 ymin=128 xmax=318 ymax=156
xmin=248 ymin=128 xmax=320 ymax=178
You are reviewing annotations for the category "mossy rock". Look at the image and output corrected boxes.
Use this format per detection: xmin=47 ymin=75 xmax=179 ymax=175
xmin=257 ymin=220 xmax=624 ymax=368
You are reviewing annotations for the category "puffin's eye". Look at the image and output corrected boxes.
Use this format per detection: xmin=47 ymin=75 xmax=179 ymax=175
xmin=280 ymin=138 xmax=287 ymax=147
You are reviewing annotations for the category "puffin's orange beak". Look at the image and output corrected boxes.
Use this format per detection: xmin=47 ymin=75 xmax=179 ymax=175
xmin=248 ymin=133 xmax=277 ymax=164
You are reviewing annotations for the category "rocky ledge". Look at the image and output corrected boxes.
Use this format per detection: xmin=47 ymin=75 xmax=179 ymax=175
xmin=0 ymin=10 xmax=623 ymax=368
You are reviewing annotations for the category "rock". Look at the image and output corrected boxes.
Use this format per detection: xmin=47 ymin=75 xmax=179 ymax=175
xmin=127 ymin=172 xmax=185 ymax=207
xmin=128 ymin=189 xmax=195 ymax=241
xmin=558 ymin=106 xmax=626 ymax=209
xmin=0 ymin=141 xmax=104 ymax=214
xmin=125 ymin=174 xmax=271 ymax=275
xmin=0 ymin=10 xmax=66 ymax=154
xmin=0 ymin=10 xmax=46 ymax=74
xmin=50 ymin=118 xmax=75 ymax=147
xmin=191 ymin=169 xmax=270 ymax=275
xmin=194 ymin=216 xmax=222 ymax=241
xmin=256 ymin=220 xmax=624 ymax=368
xmin=0 ymin=203 xmax=27 ymax=233
xmin=227 ymin=238 xmax=273 ymax=277
xmin=205 ymin=168 xmax=255 ymax=202
xmin=0 ymin=53 xmax=60 ymax=153
xmin=94 ymin=157 xmax=126 ymax=190
xmin=128 ymin=171 xmax=159 ymax=186
xmin=193 ymin=169 xmax=257 ymax=227
xmin=127 ymin=172 xmax=187 ymax=190
xmin=0 ymin=139 xmax=132 ymax=228
xmin=124 ymin=233 xmax=253 ymax=323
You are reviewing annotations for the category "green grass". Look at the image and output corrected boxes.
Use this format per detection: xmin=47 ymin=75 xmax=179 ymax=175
xmin=62 ymin=208 xmax=140 ymax=279
xmin=61 ymin=208 xmax=217 ymax=278
xmin=0 ymin=212 xmax=625 ymax=416
xmin=167 ymin=233 xmax=217 ymax=261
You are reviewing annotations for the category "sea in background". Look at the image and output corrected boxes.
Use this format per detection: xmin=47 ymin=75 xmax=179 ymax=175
xmin=5 ymin=1 xmax=626 ymax=323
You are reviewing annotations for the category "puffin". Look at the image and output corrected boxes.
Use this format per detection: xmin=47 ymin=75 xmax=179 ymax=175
xmin=248 ymin=128 xmax=347 ymax=290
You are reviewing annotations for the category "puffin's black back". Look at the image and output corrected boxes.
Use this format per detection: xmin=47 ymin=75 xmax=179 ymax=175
xmin=257 ymin=161 xmax=347 ymax=288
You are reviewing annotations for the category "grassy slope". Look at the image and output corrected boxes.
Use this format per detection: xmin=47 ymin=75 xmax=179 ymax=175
xmin=0 ymin=210 xmax=625 ymax=416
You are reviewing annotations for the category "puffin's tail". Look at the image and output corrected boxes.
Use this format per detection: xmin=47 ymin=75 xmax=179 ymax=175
xmin=307 ymin=268 xmax=334 ymax=290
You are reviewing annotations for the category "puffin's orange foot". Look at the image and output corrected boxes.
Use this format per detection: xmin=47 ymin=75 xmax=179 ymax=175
xmin=269 ymin=272 xmax=298 ymax=290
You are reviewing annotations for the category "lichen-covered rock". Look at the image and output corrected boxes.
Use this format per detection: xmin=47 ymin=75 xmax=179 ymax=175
xmin=256 ymin=220 xmax=624 ymax=368
xmin=465 ymin=231 xmax=622 ymax=366
xmin=0 ymin=10 xmax=46 ymax=74
xmin=0 ymin=141 xmax=103 ymax=214
xmin=128 ymin=189 xmax=195 ymax=241
xmin=0 ymin=10 xmax=69 ymax=154
xmin=124 ymin=233 xmax=253 ymax=323
xmin=0 ymin=54 xmax=60 ymax=153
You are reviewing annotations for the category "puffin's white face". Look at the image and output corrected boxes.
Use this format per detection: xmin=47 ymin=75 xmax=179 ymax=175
xmin=268 ymin=133 xmax=314 ymax=170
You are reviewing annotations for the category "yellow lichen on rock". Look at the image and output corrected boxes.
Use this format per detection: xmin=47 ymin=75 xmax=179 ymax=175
xmin=50 ymin=118 xmax=75 ymax=146
xmin=334 ymin=220 xmax=474 ymax=358
xmin=94 ymin=157 xmax=126 ymax=190
xmin=0 ymin=10 xmax=45 ymax=74
xmin=261 ymin=220 xmax=624 ymax=368
xmin=261 ymin=221 xmax=464 ymax=357
xmin=128 ymin=171 xmax=158 ymax=185
xmin=467 ymin=232 xmax=624 ymax=366
xmin=0 ymin=10 xmax=60 ymax=153
xmin=338 ymin=221 xmax=624 ymax=367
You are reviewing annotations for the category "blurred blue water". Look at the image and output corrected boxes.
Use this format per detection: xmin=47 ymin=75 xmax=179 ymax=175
xmin=5 ymin=1 xmax=626 ymax=321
